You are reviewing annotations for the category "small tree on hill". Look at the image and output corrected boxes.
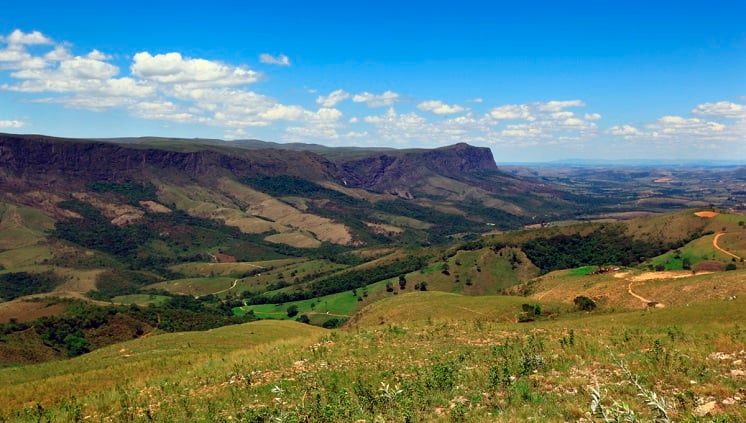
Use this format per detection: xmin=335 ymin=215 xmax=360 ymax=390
xmin=574 ymin=295 xmax=597 ymax=311
xmin=398 ymin=275 xmax=407 ymax=290
xmin=286 ymin=305 xmax=299 ymax=318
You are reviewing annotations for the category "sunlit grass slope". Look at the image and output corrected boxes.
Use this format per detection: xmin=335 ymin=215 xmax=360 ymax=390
xmin=2 ymin=295 xmax=744 ymax=422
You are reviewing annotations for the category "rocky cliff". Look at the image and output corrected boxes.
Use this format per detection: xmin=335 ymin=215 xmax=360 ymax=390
xmin=0 ymin=134 xmax=338 ymax=184
xmin=335 ymin=143 xmax=499 ymax=191
xmin=0 ymin=134 xmax=498 ymax=193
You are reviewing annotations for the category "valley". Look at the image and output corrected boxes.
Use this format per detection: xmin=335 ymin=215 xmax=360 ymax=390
xmin=0 ymin=133 xmax=745 ymax=421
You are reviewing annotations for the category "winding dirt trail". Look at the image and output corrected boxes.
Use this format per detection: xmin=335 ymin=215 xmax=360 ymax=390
xmin=213 ymin=279 xmax=238 ymax=295
xmin=627 ymin=281 xmax=663 ymax=308
xmin=713 ymin=233 xmax=742 ymax=261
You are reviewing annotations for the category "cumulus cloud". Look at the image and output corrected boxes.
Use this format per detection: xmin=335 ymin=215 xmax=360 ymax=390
xmin=608 ymin=124 xmax=641 ymax=137
xmin=11 ymin=28 xmax=740 ymax=153
xmin=259 ymin=53 xmax=290 ymax=66
xmin=536 ymin=100 xmax=585 ymax=112
xmin=649 ymin=116 xmax=726 ymax=138
xmin=3 ymin=30 xmax=52 ymax=46
xmin=3 ymin=44 xmax=155 ymax=111
xmin=317 ymin=89 xmax=350 ymax=107
xmin=691 ymin=101 xmax=746 ymax=119
xmin=352 ymin=90 xmax=399 ymax=107
xmin=0 ymin=30 xmax=56 ymax=71
xmin=608 ymin=101 xmax=745 ymax=146
xmin=361 ymin=108 xmax=493 ymax=145
xmin=485 ymin=100 xmax=600 ymax=144
xmin=0 ymin=119 xmax=25 ymax=128
xmin=489 ymin=104 xmax=532 ymax=120
xmin=131 ymin=52 xmax=260 ymax=86
xmin=417 ymin=100 xmax=466 ymax=115
xmin=344 ymin=131 xmax=369 ymax=138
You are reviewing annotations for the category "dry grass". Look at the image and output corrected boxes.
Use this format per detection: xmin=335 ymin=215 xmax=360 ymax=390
xmin=0 ymin=300 xmax=67 ymax=322
xmin=170 ymin=259 xmax=302 ymax=277
xmin=348 ymin=291 xmax=546 ymax=327
xmin=51 ymin=268 xmax=104 ymax=294
xmin=3 ymin=295 xmax=744 ymax=422
xmin=155 ymin=180 xmax=356 ymax=246
xmin=265 ymin=231 xmax=322 ymax=248
xmin=529 ymin=268 xmax=746 ymax=310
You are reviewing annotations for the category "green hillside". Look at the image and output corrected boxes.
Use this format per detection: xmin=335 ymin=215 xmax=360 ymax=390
xmin=1 ymin=293 xmax=744 ymax=421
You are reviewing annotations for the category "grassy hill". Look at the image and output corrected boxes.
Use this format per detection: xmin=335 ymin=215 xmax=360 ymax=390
xmin=1 ymin=192 xmax=746 ymax=420
xmin=1 ymin=290 xmax=744 ymax=421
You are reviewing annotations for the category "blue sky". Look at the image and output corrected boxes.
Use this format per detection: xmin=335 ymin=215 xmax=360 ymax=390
xmin=1 ymin=1 xmax=744 ymax=161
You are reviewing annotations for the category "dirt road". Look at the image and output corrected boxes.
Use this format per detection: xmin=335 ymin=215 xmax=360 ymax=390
xmin=627 ymin=281 xmax=664 ymax=308
xmin=213 ymin=279 xmax=238 ymax=295
xmin=713 ymin=233 xmax=742 ymax=261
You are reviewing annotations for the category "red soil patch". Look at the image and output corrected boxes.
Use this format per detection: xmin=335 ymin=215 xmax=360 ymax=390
xmin=216 ymin=252 xmax=237 ymax=263
xmin=695 ymin=260 xmax=724 ymax=272
xmin=694 ymin=211 xmax=719 ymax=218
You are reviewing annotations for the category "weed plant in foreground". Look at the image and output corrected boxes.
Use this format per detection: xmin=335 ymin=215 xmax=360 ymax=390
xmin=1 ymin=297 xmax=745 ymax=422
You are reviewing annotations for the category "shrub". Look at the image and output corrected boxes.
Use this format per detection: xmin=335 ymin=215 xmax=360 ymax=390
xmin=725 ymin=262 xmax=737 ymax=271
xmin=286 ymin=305 xmax=299 ymax=317
xmin=322 ymin=318 xmax=342 ymax=329
xmin=574 ymin=295 xmax=597 ymax=311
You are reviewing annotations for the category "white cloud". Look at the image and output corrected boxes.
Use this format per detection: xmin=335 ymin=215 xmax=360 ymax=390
xmin=260 ymin=105 xmax=307 ymax=121
xmin=608 ymin=125 xmax=641 ymax=136
xmin=489 ymin=104 xmax=532 ymax=120
xmin=44 ymin=46 xmax=71 ymax=61
xmin=316 ymin=89 xmax=350 ymax=107
xmin=4 ymin=30 xmax=52 ymax=46
xmin=259 ymin=53 xmax=290 ymax=66
xmin=352 ymin=90 xmax=399 ymax=107
xmin=131 ymin=52 xmax=260 ymax=86
xmin=224 ymin=128 xmax=247 ymax=140
xmin=417 ymin=100 xmax=466 ymax=115
xmin=86 ymin=49 xmax=110 ymax=61
xmin=485 ymin=100 xmax=600 ymax=144
xmin=691 ymin=101 xmax=746 ymax=119
xmin=344 ymin=131 xmax=369 ymax=138
xmin=649 ymin=115 xmax=726 ymax=138
xmin=0 ymin=119 xmax=25 ymax=128
xmin=18 ymin=29 xmax=741 ymax=153
xmin=0 ymin=48 xmax=31 ymax=64
xmin=550 ymin=111 xmax=575 ymax=120
xmin=501 ymin=126 xmax=542 ymax=138
xmin=129 ymin=100 xmax=197 ymax=123
xmin=562 ymin=118 xmax=585 ymax=126
xmin=0 ymin=31 xmax=56 ymax=71
xmin=361 ymin=108 xmax=493 ymax=145
xmin=536 ymin=100 xmax=585 ymax=112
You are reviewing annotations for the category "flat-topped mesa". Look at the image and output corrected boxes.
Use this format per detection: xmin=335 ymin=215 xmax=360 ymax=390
xmin=335 ymin=143 xmax=498 ymax=190
xmin=421 ymin=143 xmax=499 ymax=174
xmin=0 ymin=134 xmax=496 ymax=193
xmin=0 ymin=134 xmax=338 ymax=183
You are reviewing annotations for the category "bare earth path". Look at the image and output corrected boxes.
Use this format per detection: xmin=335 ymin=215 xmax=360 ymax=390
xmin=198 ymin=279 xmax=238 ymax=298
xmin=713 ymin=233 xmax=743 ymax=261
xmin=627 ymin=281 xmax=663 ymax=308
